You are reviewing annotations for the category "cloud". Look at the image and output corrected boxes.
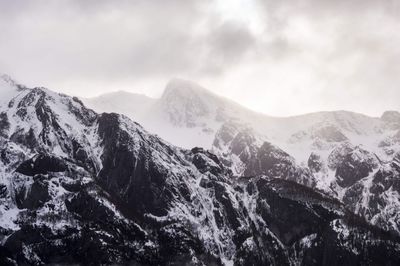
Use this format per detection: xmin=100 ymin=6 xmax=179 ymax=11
xmin=231 ymin=0 xmax=400 ymax=115
xmin=0 ymin=0 xmax=254 ymax=86
xmin=0 ymin=0 xmax=399 ymax=116
xmin=196 ymin=20 xmax=256 ymax=75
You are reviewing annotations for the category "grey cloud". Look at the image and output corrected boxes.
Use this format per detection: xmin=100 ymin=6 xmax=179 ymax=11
xmin=0 ymin=0 xmax=399 ymax=115
xmin=257 ymin=0 xmax=400 ymax=20
xmin=254 ymin=0 xmax=400 ymax=84
xmin=0 ymin=0 xmax=250 ymax=83
xmin=206 ymin=21 xmax=256 ymax=67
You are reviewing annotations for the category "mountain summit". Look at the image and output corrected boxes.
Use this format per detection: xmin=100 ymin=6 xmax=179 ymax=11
xmin=159 ymin=79 xmax=218 ymax=127
xmin=162 ymin=78 xmax=211 ymax=98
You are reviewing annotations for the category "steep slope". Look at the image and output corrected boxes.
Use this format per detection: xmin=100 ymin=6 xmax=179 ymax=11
xmin=212 ymin=122 xmax=400 ymax=236
xmin=1 ymin=77 xmax=400 ymax=265
xmin=84 ymin=79 xmax=400 ymax=238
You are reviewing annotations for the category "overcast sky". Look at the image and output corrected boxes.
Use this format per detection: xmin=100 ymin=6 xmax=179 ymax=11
xmin=1 ymin=0 xmax=399 ymax=116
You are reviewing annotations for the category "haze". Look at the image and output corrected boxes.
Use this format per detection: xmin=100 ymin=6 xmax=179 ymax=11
xmin=1 ymin=0 xmax=399 ymax=116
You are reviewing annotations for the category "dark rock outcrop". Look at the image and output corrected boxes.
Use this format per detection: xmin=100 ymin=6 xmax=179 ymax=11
xmin=14 ymin=178 xmax=50 ymax=210
xmin=313 ymin=126 xmax=348 ymax=142
xmin=335 ymin=148 xmax=378 ymax=187
xmin=16 ymin=154 xmax=67 ymax=176
xmin=308 ymin=152 xmax=324 ymax=173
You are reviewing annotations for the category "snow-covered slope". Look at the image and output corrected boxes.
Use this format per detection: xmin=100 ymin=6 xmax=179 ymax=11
xmin=2 ymin=76 xmax=400 ymax=265
xmin=85 ymin=78 xmax=265 ymax=148
xmin=84 ymin=90 xmax=156 ymax=124
xmin=85 ymin=78 xmax=400 ymax=238
xmin=212 ymin=121 xmax=400 ymax=235
xmin=85 ymin=79 xmax=399 ymax=160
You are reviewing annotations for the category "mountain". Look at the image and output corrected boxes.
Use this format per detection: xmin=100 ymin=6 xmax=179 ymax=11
xmin=85 ymin=79 xmax=400 ymax=160
xmin=85 ymin=79 xmax=400 ymax=237
xmin=85 ymin=79 xmax=400 ymax=179
xmin=214 ymin=123 xmax=400 ymax=234
xmin=85 ymin=79 xmax=265 ymax=148
xmin=2 ymin=76 xmax=400 ymax=265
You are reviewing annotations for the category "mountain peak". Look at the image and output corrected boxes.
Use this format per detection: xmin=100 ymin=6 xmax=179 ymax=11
xmin=157 ymin=79 xmax=216 ymax=128
xmin=162 ymin=78 xmax=211 ymax=99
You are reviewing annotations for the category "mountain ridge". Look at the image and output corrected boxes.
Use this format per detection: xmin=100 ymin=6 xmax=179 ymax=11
xmin=84 ymin=79 xmax=399 ymax=152
xmin=86 ymin=78 xmax=398 ymax=120
xmin=82 ymin=77 xmax=400 ymax=239
xmin=1 ymin=76 xmax=400 ymax=265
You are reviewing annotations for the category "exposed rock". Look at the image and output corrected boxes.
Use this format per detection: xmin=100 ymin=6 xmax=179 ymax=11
xmin=308 ymin=152 xmax=324 ymax=173
xmin=0 ymin=184 xmax=7 ymax=198
xmin=1 ymin=78 xmax=400 ymax=265
xmin=0 ymin=112 xmax=9 ymax=138
xmin=335 ymin=147 xmax=378 ymax=187
xmin=244 ymin=142 xmax=315 ymax=187
xmin=14 ymin=177 xmax=50 ymax=210
xmin=16 ymin=154 xmax=67 ymax=176
xmin=312 ymin=125 xmax=348 ymax=142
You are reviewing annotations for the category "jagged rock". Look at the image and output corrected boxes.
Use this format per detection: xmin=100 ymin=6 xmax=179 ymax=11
xmin=61 ymin=180 xmax=83 ymax=192
xmin=308 ymin=152 xmax=324 ymax=173
xmin=243 ymin=142 xmax=316 ymax=187
xmin=0 ymin=184 xmax=7 ymax=198
xmin=335 ymin=148 xmax=378 ymax=187
xmin=9 ymin=128 xmax=38 ymax=150
xmin=16 ymin=154 xmax=67 ymax=176
xmin=1 ymin=77 xmax=400 ymax=265
xmin=327 ymin=142 xmax=354 ymax=170
xmin=190 ymin=149 xmax=224 ymax=176
xmin=0 ymin=112 xmax=9 ymax=138
xmin=213 ymin=123 xmax=238 ymax=149
xmin=14 ymin=178 xmax=50 ymax=210
xmin=97 ymin=113 xmax=178 ymax=220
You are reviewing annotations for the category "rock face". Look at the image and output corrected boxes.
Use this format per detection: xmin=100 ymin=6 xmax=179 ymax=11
xmin=1 ymin=77 xmax=400 ymax=265
xmin=211 ymin=122 xmax=400 ymax=238
xmin=335 ymin=147 xmax=378 ymax=187
xmin=308 ymin=153 xmax=324 ymax=173
xmin=212 ymin=122 xmax=316 ymax=188
xmin=15 ymin=154 xmax=67 ymax=176
xmin=312 ymin=125 xmax=348 ymax=143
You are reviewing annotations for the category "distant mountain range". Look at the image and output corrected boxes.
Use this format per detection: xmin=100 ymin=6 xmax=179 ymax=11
xmin=1 ymin=75 xmax=400 ymax=265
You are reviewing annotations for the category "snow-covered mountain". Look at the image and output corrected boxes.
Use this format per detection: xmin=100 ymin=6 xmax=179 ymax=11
xmin=86 ymin=79 xmax=400 ymax=237
xmin=85 ymin=79 xmax=400 ymax=178
xmin=85 ymin=79 xmax=265 ymax=148
xmin=85 ymin=79 xmax=400 ymax=161
xmin=2 ymin=75 xmax=400 ymax=265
